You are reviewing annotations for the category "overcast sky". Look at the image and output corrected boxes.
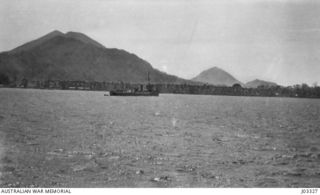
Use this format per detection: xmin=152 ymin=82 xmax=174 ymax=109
xmin=1 ymin=0 xmax=320 ymax=86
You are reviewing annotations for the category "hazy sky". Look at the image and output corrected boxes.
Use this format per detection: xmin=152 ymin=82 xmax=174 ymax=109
xmin=1 ymin=0 xmax=320 ymax=86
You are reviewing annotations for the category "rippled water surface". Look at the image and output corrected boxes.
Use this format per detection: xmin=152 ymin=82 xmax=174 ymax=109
xmin=0 ymin=88 xmax=319 ymax=187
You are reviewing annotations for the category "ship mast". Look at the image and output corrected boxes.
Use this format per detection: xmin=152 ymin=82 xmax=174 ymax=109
xmin=147 ymin=72 xmax=151 ymax=91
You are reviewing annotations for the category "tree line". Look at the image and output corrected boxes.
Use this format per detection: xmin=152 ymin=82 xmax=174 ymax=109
xmin=1 ymin=77 xmax=320 ymax=98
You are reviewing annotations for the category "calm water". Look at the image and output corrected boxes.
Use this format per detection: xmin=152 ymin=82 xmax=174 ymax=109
xmin=0 ymin=88 xmax=319 ymax=187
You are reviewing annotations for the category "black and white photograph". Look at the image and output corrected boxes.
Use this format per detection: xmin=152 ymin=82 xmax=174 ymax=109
xmin=0 ymin=0 xmax=319 ymax=191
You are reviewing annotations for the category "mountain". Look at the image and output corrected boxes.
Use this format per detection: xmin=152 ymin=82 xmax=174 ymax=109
xmin=0 ymin=30 xmax=191 ymax=84
xmin=245 ymin=79 xmax=278 ymax=88
xmin=191 ymin=67 xmax=242 ymax=86
xmin=64 ymin=31 xmax=105 ymax=49
xmin=9 ymin=30 xmax=65 ymax=54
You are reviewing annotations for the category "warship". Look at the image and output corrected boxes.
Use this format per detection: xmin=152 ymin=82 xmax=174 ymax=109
xmin=106 ymin=73 xmax=159 ymax=96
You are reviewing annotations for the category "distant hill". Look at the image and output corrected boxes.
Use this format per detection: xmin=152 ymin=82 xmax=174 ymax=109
xmin=245 ymin=79 xmax=278 ymax=88
xmin=0 ymin=30 xmax=192 ymax=84
xmin=192 ymin=67 xmax=242 ymax=86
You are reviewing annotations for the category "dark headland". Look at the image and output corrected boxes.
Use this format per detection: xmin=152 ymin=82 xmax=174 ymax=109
xmin=0 ymin=30 xmax=319 ymax=98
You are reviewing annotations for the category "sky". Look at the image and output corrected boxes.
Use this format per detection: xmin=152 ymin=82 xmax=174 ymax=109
xmin=1 ymin=0 xmax=320 ymax=86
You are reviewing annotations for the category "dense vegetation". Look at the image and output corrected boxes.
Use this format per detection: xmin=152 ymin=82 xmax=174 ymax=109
xmin=0 ymin=73 xmax=10 ymax=85
xmin=1 ymin=78 xmax=320 ymax=98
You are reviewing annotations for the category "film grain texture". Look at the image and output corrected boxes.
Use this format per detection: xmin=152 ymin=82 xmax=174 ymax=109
xmin=0 ymin=88 xmax=319 ymax=187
